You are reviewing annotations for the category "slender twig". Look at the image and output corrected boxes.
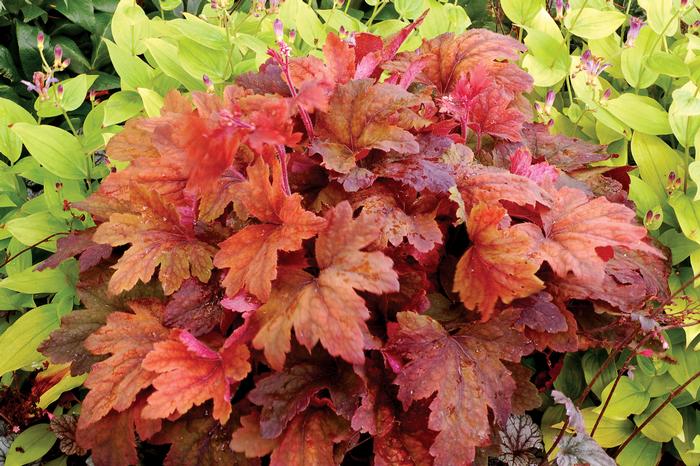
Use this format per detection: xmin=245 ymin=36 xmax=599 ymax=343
xmin=0 ymin=232 xmax=69 ymax=268
xmin=590 ymin=334 xmax=652 ymax=436
xmin=615 ymin=371 xmax=700 ymax=457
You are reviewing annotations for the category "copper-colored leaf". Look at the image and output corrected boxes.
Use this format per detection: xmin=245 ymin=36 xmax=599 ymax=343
xmin=384 ymin=310 xmax=532 ymax=466
xmin=253 ymin=201 xmax=399 ymax=369
xmin=384 ymin=30 xmax=526 ymax=93
xmin=214 ymin=158 xmax=325 ymax=301
xmin=78 ymin=300 xmax=169 ymax=427
xmin=453 ymin=203 xmax=544 ymax=321
xmin=91 ymin=186 xmax=216 ymax=295
xmin=37 ymin=228 xmax=111 ymax=273
xmin=142 ymin=329 xmax=251 ymax=423
xmin=522 ymin=187 xmax=664 ymax=285
xmin=164 ymin=279 xmax=225 ymax=337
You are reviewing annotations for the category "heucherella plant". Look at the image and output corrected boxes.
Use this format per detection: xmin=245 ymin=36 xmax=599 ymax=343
xmin=0 ymin=1 xmax=481 ymax=463
xmin=500 ymin=0 xmax=700 ymax=465
xmin=31 ymin=11 xmax=673 ymax=462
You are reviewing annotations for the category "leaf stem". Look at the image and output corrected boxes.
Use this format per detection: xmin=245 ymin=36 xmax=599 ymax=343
xmin=276 ymin=144 xmax=292 ymax=196
xmin=61 ymin=108 xmax=78 ymax=137
xmin=0 ymin=232 xmax=69 ymax=268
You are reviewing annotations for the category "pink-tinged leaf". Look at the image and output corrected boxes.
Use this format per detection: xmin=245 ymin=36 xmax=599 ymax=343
xmin=37 ymin=229 xmax=112 ymax=273
xmin=509 ymin=146 xmax=558 ymax=185
xmin=163 ymin=279 xmax=226 ymax=336
xmin=512 ymin=292 xmax=568 ymax=333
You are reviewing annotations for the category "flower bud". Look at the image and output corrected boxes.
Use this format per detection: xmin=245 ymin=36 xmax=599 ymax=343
xmin=544 ymin=90 xmax=555 ymax=113
xmin=626 ymin=17 xmax=644 ymax=47
xmin=681 ymin=0 xmax=690 ymax=9
xmin=288 ymin=29 xmax=296 ymax=42
xmin=274 ymin=19 xmax=284 ymax=42
xmin=555 ymin=0 xmax=564 ymax=20
xmin=56 ymin=84 xmax=64 ymax=100
xmin=37 ymin=31 xmax=45 ymax=50
xmin=203 ymin=74 xmax=214 ymax=93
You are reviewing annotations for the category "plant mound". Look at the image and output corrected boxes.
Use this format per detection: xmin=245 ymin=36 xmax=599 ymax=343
xmin=40 ymin=25 xmax=670 ymax=465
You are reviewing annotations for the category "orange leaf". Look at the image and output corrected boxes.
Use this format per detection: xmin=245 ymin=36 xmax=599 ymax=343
xmin=253 ymin=201 xmax=399 ymax=369
xmin=453 ymin=203 xmax=544 ymax=321
xmin=79 ymin=300 xmax=169 ymax=427
xmin=92 ymin=186 xmax=216 ymax=295
xmin=141 ymin=329 xmax=251 ymax=423
xmin=214 ymin=158 xmax=326 ymax=301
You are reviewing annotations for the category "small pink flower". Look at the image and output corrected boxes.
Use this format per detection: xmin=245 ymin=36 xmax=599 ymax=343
xmin=273 ymin=18 xmax=284 ymax=42
xmin=555 ymin=0 xmax=565 ymax=20
xmin=37 ymin=31 xmax=45 ymax=50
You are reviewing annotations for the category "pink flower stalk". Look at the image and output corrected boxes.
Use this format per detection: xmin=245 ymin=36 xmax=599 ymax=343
xmin=626 ymin=17 xmax=644 ymax=47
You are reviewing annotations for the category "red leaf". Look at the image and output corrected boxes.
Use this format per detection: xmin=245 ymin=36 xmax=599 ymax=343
xmin=290 ymin=32 xmax=355 ymax=87
xmin=149 ymin=407 xmax=252 ymax=466
xmin=78 ymin=300 xmax=169 ymax=427
xmin=214 ymin=157 xmax=325 ymax=301
xmin=312 ymin=80 xmax=422 ymax=188
xmin=77 ymin=394 xmax=161 ymax=466
xmin=37 ymin=229 xmax=111 ymax=273
xmin=453 ymin=203 xmax=544 ymax=321
xmin=164 ymin=279 xmax=226 ymax=336
xmin=141 ymin=329 xmax=251 ymax=423
xmin=513 ymin=292 xmax=568 ymax=333
xmin=253 ymin=201 xmax=399 ymax=369
xmin=247 ymin=358 xmax=363 ymax=438
xmin=384 ymin=310 xmax=532 ymax=466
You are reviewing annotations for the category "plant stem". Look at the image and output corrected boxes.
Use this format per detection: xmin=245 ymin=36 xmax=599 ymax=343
xmin=590 ymin=334 xmax=652 ymax=436
xmin=276 ymin=144 xmax=292 ymax=196
xmin=61 ymin=108 xmax=78 ymax=136
xmin=367 ymin=1 xmax=387 ymax=26
xmin=615 ymin=371 xmax=700 ymax=457
xmin=0 ymin=232 xmax=69 ymax=268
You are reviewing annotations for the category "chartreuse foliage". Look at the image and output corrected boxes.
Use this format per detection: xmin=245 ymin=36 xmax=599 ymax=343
xmin=24 ymin=8 xmax=673 ymax=462
xmin=500 ymin=0 xmax=700 ymax=464
xmin=0 ymin=0 xmax=480 ymax=463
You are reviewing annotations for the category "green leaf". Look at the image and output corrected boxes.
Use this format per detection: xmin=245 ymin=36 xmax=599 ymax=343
xmin=646 ymin=52 xmax=689 ymax=78
xmin=633 ymin=397 xmax=683 ymax=442
xmin=616 ymin=434 xmax=662 ymax=466
xmin=144 ymin=38 xmax=204 ymax=91
xmin=638 ymin=0 xmax=679 ymax=37
xmin=37 ymin=371 xmax=87 ymax=408
xmin=173 ymin=13 xmax=228 ymax=49
xmin=278 ymin=0 xmax=324 ymax=48
xmin=53 ymin=0 xmax=95 ymax=32
xmin=0 ymin=303 xmax=70 ymax=376
xmin=394 ymin=0 xmax=427 ymax=20
xmin=35 ymin=74 xmax=98 ymax=118
xmin=581 ymin=349 xmax=617 ymax=398
xmin=0 ymin=266 xmax=72 ymax=294
xmin=178 ymin=37 xmax=229 ymax=82
xmin=138 ymin=88 xmax=164 ymax=117
xmin=621 ymin=27 xmax=661 ymax=89
xmin=11 ymin=123 xmax=88 ymax=180
xmin=669 ymin=192 xmax=700 ymax=245
xmin=0 ymin=45 xmax=20 ymax=81
xmin=594 ymin=377 xmax=650 ymax=419
xmin=658 ymin=229 xmax=697 ymax=265
xmin=5 ymin=237 xmax=32 ymax=276
xmin=564 ymin=8 xmax=626 ymax=40
xmin=0 ymin=97 xmax=35 ymax=164
xmin=501 ymin=0 xmax=543 ymax=26
xmin=631 ymin=132 xmax=684 ymax=200
xmin=111 ymin=0 xmax=150 ymax=55
xmin=581 ymin=408 xmax=634 ymax=448
xmin=160 ymin=0 xmax=181 ymax=11
xmin=605 ymin=94 xmax=671 ymax=135
xmin=668 ymin=333 xmax=700 ymax=398
xmin=5 ymin=424 xmax=56 ymax=466
xmin=5 ymin=212 xmax=67 ymax=252
xmin=672 ymin=82 xmax=700 ymax=117
xmin=522 ymin=28 xmax=570 ymax=87
xmin=104 ymin=38 xmax=154 ymax=90
xmin=103 ymin=90 xmax=143 ymax=126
